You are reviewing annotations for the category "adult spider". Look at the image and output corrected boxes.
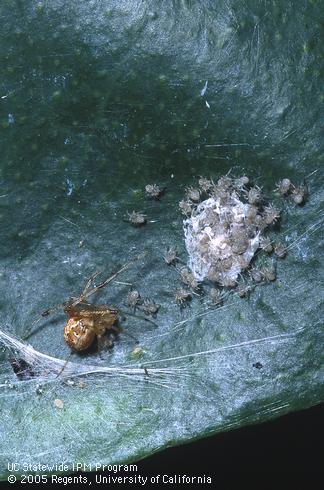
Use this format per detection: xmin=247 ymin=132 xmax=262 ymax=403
xmin=25 ymin=255 xmax=151 ymax=352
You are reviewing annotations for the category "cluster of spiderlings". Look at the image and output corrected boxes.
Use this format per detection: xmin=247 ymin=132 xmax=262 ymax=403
xmin=181 ymin=175 xmax=285 ymax=288
xmin=275 ymin=178 xmax=306 ymax=205
xmin=126 ymin=289 xmax=160 ymax=317
xmin=124 ymin=183 xmax=165 ymax=226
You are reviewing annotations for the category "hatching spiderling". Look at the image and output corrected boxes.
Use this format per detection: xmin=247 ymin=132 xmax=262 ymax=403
xmin=260 ymin=265 xmax=276 ymax=282
xmin=182 ymin=174 xmax=276 ymax=288
xmin=198 ymin=177 xmax=214 ymax=193
xmin=263 ymin=205 xmax=281 ymax=225
xmin=247 ymin=186 xmax=262 ymax=205
xmin=185 ymin=186 xmax=201 ymax=202
xmin=237 ymin=282 xmax=252 ymax=298
xmin=249 ymin=267 xmax=263 ymax=283
xmin=291 ymin=185 xmax=306 ymax=205
xmin=179 ymin=199 xmax=194 ymax=216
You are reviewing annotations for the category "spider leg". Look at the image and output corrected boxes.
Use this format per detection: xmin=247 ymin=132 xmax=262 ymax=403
xmin=22 ymin=303 xmax=64 ymax=340
xmin=97 ymin=333 xmax=110 ymax=352
xmin=25 ymin=252 xmax=147 ymax=340
xmin=55 ymin=351 xmax=74 ymax=379
xmin=73 ymin=253 xmax=147 ymax=307
xmin=119 ymin=308 xmax=159 ymax=328
xmin=117 ymin=326 xmax=139 ymax=344
xmin=79 ymin=271 xmax=102 ymax=302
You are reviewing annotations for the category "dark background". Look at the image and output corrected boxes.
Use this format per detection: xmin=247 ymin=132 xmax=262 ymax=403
xmin=108 ymin=404 xmax=324 ymax=478
xmin=137 ymin=404 xmax=324 ymax=476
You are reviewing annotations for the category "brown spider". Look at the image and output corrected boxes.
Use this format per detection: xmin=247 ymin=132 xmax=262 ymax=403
xmin=26 ymin=257 xmax=146 ymax=352
xmin=209 ymin=287 xmax=223 ymax=305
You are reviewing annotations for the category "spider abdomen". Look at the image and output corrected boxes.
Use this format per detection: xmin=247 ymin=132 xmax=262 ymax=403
xmin=64 ymin=318 xmax=96 ymax=351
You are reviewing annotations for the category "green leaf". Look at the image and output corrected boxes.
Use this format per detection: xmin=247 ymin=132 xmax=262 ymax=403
xmin=0 ymin=0 xmax=323 ymax=479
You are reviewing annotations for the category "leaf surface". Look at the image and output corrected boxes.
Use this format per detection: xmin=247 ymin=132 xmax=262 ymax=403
xmin=0 ymin=0 xmax=323 ymax=478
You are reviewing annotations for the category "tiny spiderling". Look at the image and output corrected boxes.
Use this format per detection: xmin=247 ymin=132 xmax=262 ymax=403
xmin=163 ymin=246 xmax=179 ymax=266
xmin=209 ymin=287 xmax=223 ymax=305
xmin=125 ymin=211 xmax=147 ymax=227
xmin=247 ymin=186 xmax=262 ymax=205
xmin=274 ymin=241 xmax=287 ymax=258
xmin=260 ymin=265 xmax=276 ymax=282
xmin=237 ymin=283 xmax=252 ymax=298
xmin=174 ymin=288 xmax=191 ymax=307
xmin=179 ymin=199 xmax=194 ymax=216
xmin=145 ymin=184 xmax=164 ymax=200
xmin=234 ymin=175 xmax=249 ymax=191
xmin=126 ymin=290 xmax=141 ymax=309
xmin=185 ymin=186 xmax=201 ymax=202
xmin=180 ymin=267 xmax=199 ymax=291
xmin=198 ymin=176 xmax=214 ymax=193
xmin=291 ymin=185 xmax=306 ymax=205
xmin=249 ymin=267 xmax=263 ymax=283
xmin=259 ymin=237 xmax=273 ymax=253
xmin=263 ymin=204 xmax=281 ymax=226
xmin=141 ymin=298 xmax=160 ymax=317
xmin=217 ymin=175 xmax=233 ymax=191
xmin=275 ymin=178 xmax=292 ymax=196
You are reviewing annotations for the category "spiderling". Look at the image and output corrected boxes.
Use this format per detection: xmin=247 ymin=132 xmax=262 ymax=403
xmin=125 ymin=211 xmax=147 ymax=226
